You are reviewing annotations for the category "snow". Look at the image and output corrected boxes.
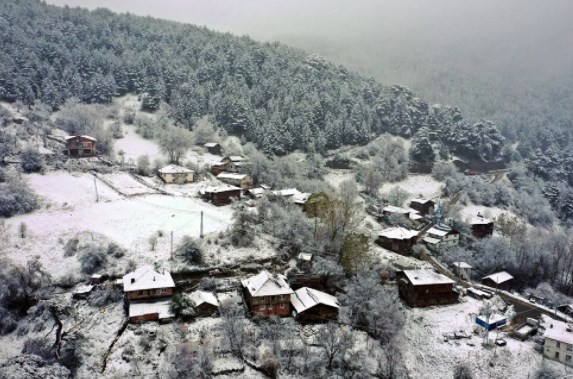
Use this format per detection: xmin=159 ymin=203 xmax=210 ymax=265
xmin=99 ymin=172 xmax=158 ymax=196
xmin=379 ymin=226 xmax=418 ymax=240
xmin=241 ymin=271 xmax=293 ymax=297
xmin=189 ymin=290 xmax=219 ymax=307
xmin=380 ymin=175 xmax=444 ymax=199
xmin=402 ymin=269 xmax=455 ymax=285
xmin=290 ymin=287 xmax=339 ymax=313
xmin=483 ymin=272 xmax=514 ymax=284
xmin=217 ymin=172 xmax=248 ymax=180
xmin=323 ymin=169 xmax=355 ymax=188
xmin=123 ymin=265 xmax=175 ymax=292
xmin=158 ymin=164 xmax=193 ymax=174
xmin=426 ymin=226 xmax=451 ymax=237
xmin=115 ymin=124 xmax=165 ymax=162
xmin=383 ymin=205 xmax=410 ymax=214
xmin=454 ymin=262 xmax=473 ymax=269
xmin=372 ymin=245 xmax=432 ymax=270
xmin=460 ymin=205 xmax=520 ymax=224
xmin=543 ymin=318 xmax=573 ymax=345
xmin=65 ymin=135 xmax=96 ymax=141
xmin=399 ymin=297 xmax=561 ymax=378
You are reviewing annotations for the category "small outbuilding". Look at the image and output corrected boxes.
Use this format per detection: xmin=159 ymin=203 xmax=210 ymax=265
xmin=481 ymin=271 xmax=513 ymax=291
xmin=397 ymin=269 xmax=458 ymax=307
xmin=189 ymin=291 xmax=219 ymax=317
xmin=158 ymin=164 xmax=194 ymax=184
xmin=204 ymin=142 xmax=221 ymax=155
xmin=476 ymin=313 xmax=507 ymax=331
xmin=64 ymin=135 xmax=97 ymax=158
xmin=129 ymin=299 xmax=174 ymax=323
xmin=216 ymin=172 xmax=254 ymax=189
xmin=424 ymin=225 xmax=459 ymax=250
xmin=290 ymin=287 xmax=339 ymax=322
xmin=376 ymin=227 xmax=419 ymax=255
xmin=453 ymin=261 xmax=472 ymax=281
xmin=201 ymin=185 xmax=241 ymax=206
xmin=469 ymin=214 xmax=494 ymax=239
xmin=409 ymin=198 xmax=435 ymax=216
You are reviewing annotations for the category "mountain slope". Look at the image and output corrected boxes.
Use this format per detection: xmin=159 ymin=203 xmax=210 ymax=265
xmin=0 ymin=0 xmax=503 ymax=161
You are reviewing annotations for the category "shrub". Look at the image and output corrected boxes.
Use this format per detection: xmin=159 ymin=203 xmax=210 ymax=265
xmin=0 ymin=176 xmax=39 ymax=217
xmin=22 ymin=337 xmax=53 ymax=360
xmin=177 ymin=236 xmax=203 ymax=265
xmin=78 ymin=247 xmax=108 ymax=274
xmin=107 ymin=242 xmax=125 ymax=259
xmin=170 ymin=294 xmax=195 ymax=319
xmin=88 ymin=285 xmax=123 ymax=307
xmin=136 ymin=155 xmax=151 ymax=176
xmin=0 ymin=308 xmax=18 ymax=335
xmin=20 ymin=147 xmax=44 ymax=173
xmin=63 ymin=237 xmax=80 ymax=257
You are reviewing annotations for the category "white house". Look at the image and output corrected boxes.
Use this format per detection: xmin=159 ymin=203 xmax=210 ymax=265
xmin=423 ymin=225 xmax=459 ymax=250
xmin=158 ymin=164 xmax=194 ymax=184
xmin=217 ymin=172 xmax=254 ymax=189
xmin=453 ymin=261 xmax=472 ymax=281
xmin=543 ymin=318 xmax=573 ymax=367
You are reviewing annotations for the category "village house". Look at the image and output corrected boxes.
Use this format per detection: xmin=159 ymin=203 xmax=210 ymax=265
xmin=120 ymin=265 xmax=175 ymax=301
xmin=201 ymin=185 xmax=241 ymax=206
xmin=211 ymin=155 xmax=248 ymax=175
xmin=241 ymin=271 xmax=294 ymax=317
xmin=129 ymin=300 xmax=174 ymax=323
xmin=423 ymin=224 xmax=459 ymax=250
xmin=63 ymin=135 xmax=97 ymax=158
xmin=216 ymin=172 xmax=254 ymax=189
xmin=376 ymin=227 xmax=419 ymax=255
xmin=290 ymin=287 xmax=339 ymax=322
xmin=397 ymin=269 xmax=458 ymax=307
xmin=296 ymin=253 xmax=313 ymax=271
xmin=481 ymin=271 xmax=513 ymax=291
xmin=272 ymin=188 xmax=310 ymax=208
xmin=158 ymin=164 xmax=194 ymax=184
xmin=246 ymin=186 xmax=269 ymax=199
xmin=469 ymin=213 xmax=494 ymax=238
xmin=204 ymin=142 xmax=221 ymax=155
xmin=543 ymin=318 xmax=573 ymax=367
xmin=453 ymin=261 xmax=472 ymax=281
xmin=188 ymin=290 xmax=219 ymax=317
xmin=409 ymin=198 xmax=435 ymax=216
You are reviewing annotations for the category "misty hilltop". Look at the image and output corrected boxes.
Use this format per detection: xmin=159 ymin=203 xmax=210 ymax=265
xmin=0 ymin=0 xmax=504 ymax=163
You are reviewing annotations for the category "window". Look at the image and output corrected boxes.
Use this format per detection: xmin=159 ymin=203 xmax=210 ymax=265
xmin=557 ymin=342 xmax=561 ymax=348
xmin=138 ymin=291 xmax=143 ymax=295
xmin=567 ymin=355 xmax=572 ymax=363
xmin=280 ymin=303 xmax=286 ymax=308
xmin=567 ymin=345 xmax=572 ymax=352
xmin=161 ymin=288 xmax=167 ymax=293
xmin=556 ymin=352 xmax=560 ymax=359
xmin=259 ymin=304 xmax=266 ymax=310
xmin=259 ymin=297 xmax=265 ymax=302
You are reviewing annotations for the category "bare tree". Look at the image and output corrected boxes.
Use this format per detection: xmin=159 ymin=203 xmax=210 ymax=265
xmin=158 ymin=125 xmax=194 ymax=164
xmin=219 ymin=299 xmax=246 ymax=357
xmin=316 ymin=322 xmax=353 ymax=371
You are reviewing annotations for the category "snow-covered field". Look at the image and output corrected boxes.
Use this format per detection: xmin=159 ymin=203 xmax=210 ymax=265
xmin=400 ymin=296 xmax=566 ymax=378
xmin=380 ymin=175 xmax=444 ymax=200
xmin=460 ymin=205 xmax=519 ymax=222
xmin=3 ymin=171 xmax=234 ymax=277
xmin=115 ymin=125 xmax=166 ymax=162
xmin=99 ymin=172 xmax=157 ymax=196
xmin=324 ymin=169 xmax=355 ymax=188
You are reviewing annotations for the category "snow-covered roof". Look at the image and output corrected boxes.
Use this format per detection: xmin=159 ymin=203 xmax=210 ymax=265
xmin=65 ymin=135 xmax=96 ymax=141
xmin=241 ymin=270 xmax=294 ymax=297
xmin=290 ymin=287 xmax=339 ymax=314
xmin=221 ymin=155 xmax=246 ymax=163
xmin=217 ymin=172 xmax=249 ymax=180
xmin=73 ymin=285 xmax=94 ymax=295
xmin=453 ymin=261 xmax=472 ymax=269
xmin=189 ymin=291 xmax=219 ymax=308
xmin=204 ymin=142 xmax=220 ymax=148
xmin=129 ymin=300 xmax=174 ymax=319
xmin=273 ymin=188 xmax=302 ymax=197
xmin=202 ymin=185 xmax=241 ymax=194
xmin=379 ymin=227 xmax=419 ymax=240
xmin=423 ymin=236 xmax=441 ymax=245
xmin=402 ymin=269 xmax=455 ymax=286
xmin=158 ymin=164 xmax=193 ymax=174
xmin=410 ymin=198 xmax=434 ymax=205
xmin=482 ymin=271 xmax=513 ymax=284
xmin=293 ymin=192 xmax=310 ymax=204
xmin=122 ymin=265 xmax=175 ymax=292
xmin=383 ymin=205 xmax=410 ymax=214
xmin=91 ymin=274 xmax=102 ymax=279
xmin=427 ymin=225 xmax=455 ymax=238
xmin=409 ymin=213 xmax=424 ymax=221
xmin=298 ymin=253 xmax=313 ymax=261
xmin=544 ymin=318 xmax=573 ymax=345
xmin=247 ymin=187 xmax=266 ymax=197
xmin=468 ymin=215 xmax=493 ymax=225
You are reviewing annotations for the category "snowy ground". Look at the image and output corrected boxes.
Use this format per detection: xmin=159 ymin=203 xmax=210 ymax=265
xmin=99 ymin=172 xmax=158 ymax=196
xmin=324 ymin=169 xmax=355 ymax=189
xmin=3 ymin=171 xmax=234 ymax=277
xmin=115 ymin=124 xmax=166 ymax=163
xmin=380 ymin=175 xmax=444 ymax=200
xmin=399 ymin=296 xmax=567 ymax=378
xmin=371 ymin=244 xmax=432 ymax=271
xmin=460 ymin=204 xmax=520 ymax=222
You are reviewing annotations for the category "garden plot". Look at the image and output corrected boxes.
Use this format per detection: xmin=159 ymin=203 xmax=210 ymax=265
xmin=99 ymin=172 xmax=157 ymax=196
xmin=380 ymin=175 xmax=444 ymax=200
xmin=399 ymin=297 xmax=566 ymax=378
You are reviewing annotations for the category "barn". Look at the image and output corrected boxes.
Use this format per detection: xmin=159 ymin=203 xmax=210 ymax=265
xmin=201 ymin=185 xmax=241 ymax=206
xmin=481 ymin=271 xmax=513 ymax=291
xmin=189 ymin=290 xmax=220 ymax=317
xmin=204 ymin=142 xmax=221 ymax=155
xmin=409 ymin=198 xmax=435 ymax=215
xmin=290 ymin=287 xmax=339 ymax=322
xmin=397 ymin=269 xmax=458 ymax=307
xmin=376 ymin=227 xmax=419 ymax=255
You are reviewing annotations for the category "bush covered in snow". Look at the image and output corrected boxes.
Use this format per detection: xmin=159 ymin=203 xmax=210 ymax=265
xmin=177 ymin=236 xmax=203 ymax=265
xmin=78 ymin=246 xmax=108 ymax=274
xmin=0 ymin=174 xmax=39 ymax=217
xmin=20 ymin=146 xmax=44 ymax=173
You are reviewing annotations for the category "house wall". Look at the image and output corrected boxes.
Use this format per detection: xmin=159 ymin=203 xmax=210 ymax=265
xmin=472 ymin=223 xmax=494 ymax=239
xmin=195 ymin=303 xmax=218 ymax=317
xmin=481 ymin=278 xmax=511 ymax=291
xmin=64 ymin=137 xmax=96 ymax=157
xmin=244 ymin=291 xmax=291 ymax=317
xmin=206 ymin=145 xmax=221 ymax=155
xmin=375 ymin=236 xmax=417 ymax=255
xmin=397 ymin=273 xmax=458 ymax=307
xmin=410 ymin=202 xmax=434 ymax=215
xmin=295 ymin=304 xmax=339 ymax=322
xmin=212 ymin=190 xmax=241 ymax=206
xmin=161 ymin=172 xmax=193 ymax=184
xmin=544 ymin=338 xmax=573 ymax=366
xmin=130 ymin=312 xmax=159 ymax=323
xmin=126 ymin=288 xmax=173 ymax=301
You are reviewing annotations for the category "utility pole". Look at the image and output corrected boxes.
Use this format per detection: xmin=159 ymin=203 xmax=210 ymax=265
xmin=314 ymin=217 xmax=318 ymax=239
xmin=170 ymin=231 xmax=173 ymax=259
xmin=200 ymin=211 xmax=204 ymax=239
xmin=93 ymin=176 xmax=99 ymax=202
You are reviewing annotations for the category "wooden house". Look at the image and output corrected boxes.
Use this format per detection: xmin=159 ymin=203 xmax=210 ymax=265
xmin=543 ymin=318 xmax=573 ymax=367
xmin=204 ymin=142 xmax=221 ymax=155
xmin=423 ymin=225 xmax=459 ymax=250
xmin=217 ymin=172 xmax=254 ymax=189
xmin=241 ymin=271 xmax=294 ymax=317
xmin=469 ymin=214 xmax=494 ymax=238
xmin=397 ymin=269 xmax=458 ymax=307
xmin=211 ymin=155 xmax=248 ymax=175
xmin=290 ymin=287 xmax=339 ymax=322
xmin=297 ymin=253 xmax=313 ymax=271
xmin=272 ymin=188 xmax=310 ymax=208
xmin=481 ymin=271 xmax=513 ymax=291
xmin=201 ymin=185 xmax=241 ymax=206
xmin=189 ymin=290 xmax=219 ymax=317
xmin=453 ymin=261 xmax=472 ymax=281
xmin=129 ymin=300 xmax=174 ymax=323
xmin=64 ymin=135 xmax=97 ymax=158
xmin=120 ymin=265 xmax=175 ymax=301
xmin=158 ymin=164 xmax=194 ymax=184
xmin=376 ymin=227 xmax=419 ymax=255
xmin=409 ymin=199 xmax=435 ymax=216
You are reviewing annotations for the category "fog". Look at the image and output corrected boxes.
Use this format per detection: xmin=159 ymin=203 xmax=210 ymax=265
xmin=45 ymin=0 xmax=573 ymax=122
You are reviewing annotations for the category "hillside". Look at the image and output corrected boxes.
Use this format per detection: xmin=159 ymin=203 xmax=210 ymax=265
xmin=0 ymin=0 xmax=503 ymax=162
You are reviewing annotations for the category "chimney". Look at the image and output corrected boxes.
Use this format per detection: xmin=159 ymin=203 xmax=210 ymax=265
xmin=131 ymin=278 xmax=135 ymax=284
xmin=153 ymin=276 xmax=156 ymax=281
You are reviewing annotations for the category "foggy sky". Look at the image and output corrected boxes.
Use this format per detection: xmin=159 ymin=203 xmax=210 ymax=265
xmin=44 ymin=0 xmax=573 ymax=107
